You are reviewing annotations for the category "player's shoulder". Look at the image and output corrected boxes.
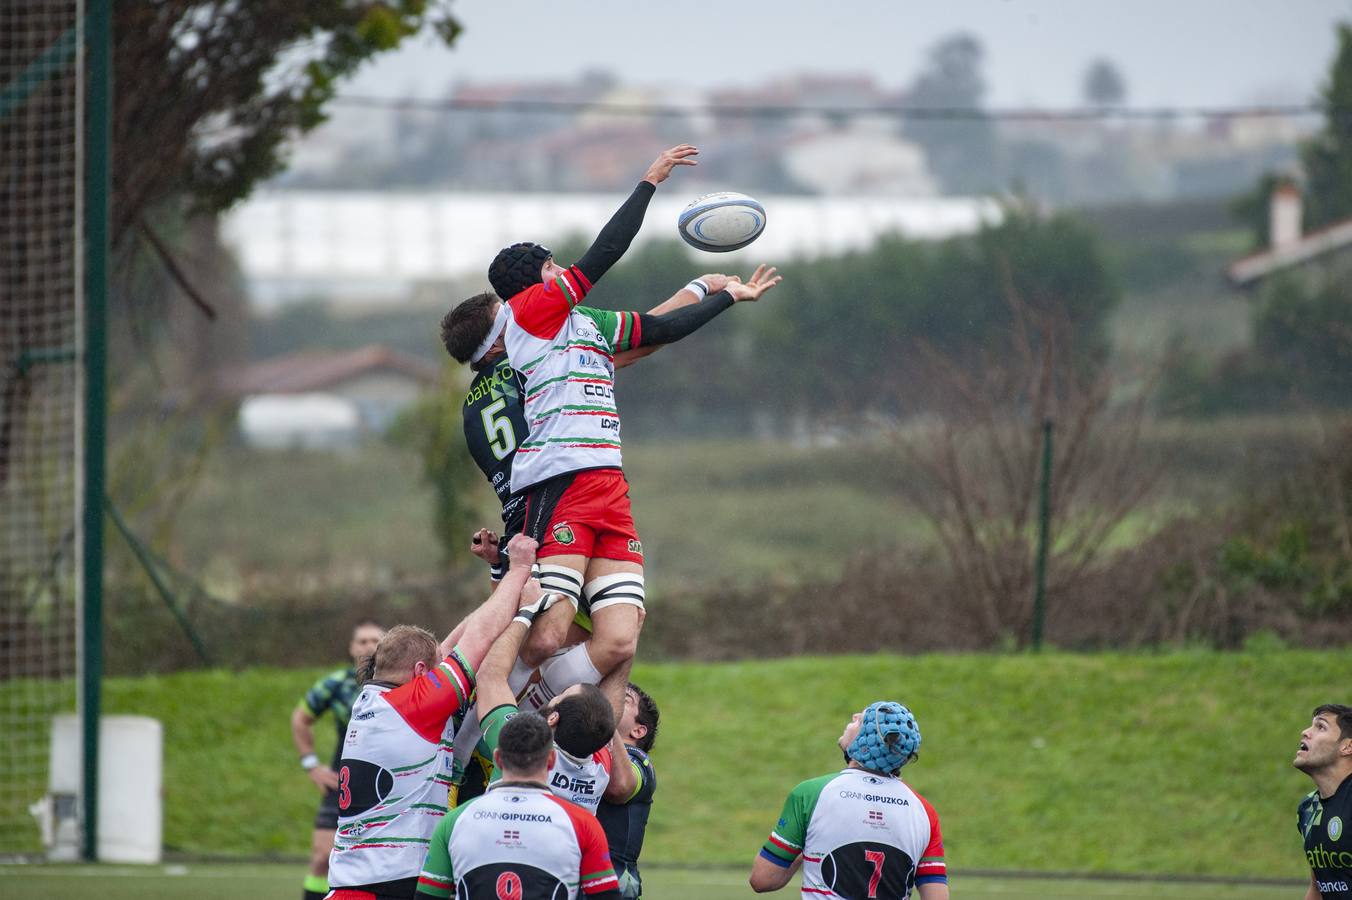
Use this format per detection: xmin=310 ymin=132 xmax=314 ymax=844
xmin=543 ymin=790 xmax=604 ymax=830
xmin=1300 ymin=787 xmax=1322 ymax=812
xmin=788 ymin=770 xmax=843 ymax=800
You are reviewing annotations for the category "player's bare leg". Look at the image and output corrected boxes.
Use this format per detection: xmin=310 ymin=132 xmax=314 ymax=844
xmin=305 ymin=827 xmax=333 ymax=899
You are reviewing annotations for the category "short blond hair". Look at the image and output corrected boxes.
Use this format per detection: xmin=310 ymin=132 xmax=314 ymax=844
xmin=363 ymin=625 xmax=438 ymax=684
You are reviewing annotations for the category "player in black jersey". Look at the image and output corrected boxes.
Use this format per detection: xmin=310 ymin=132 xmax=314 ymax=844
xmin=597 ymin=683 xmax=660 ymax=899
xmin=1296 ymin=703 xmax=1352 ymax=899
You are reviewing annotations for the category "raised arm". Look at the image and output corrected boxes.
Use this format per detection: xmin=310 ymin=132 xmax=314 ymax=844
xmin=574 ymin=145 xmax=697 ymax=284
xmin=448 ymin=534 xmax=539 ymax=672
xmin=615 ymin=274 xmax=732 ymax=369
xmin=475 ymin=618 xmax=531 ymax=724
xmin=632 ymin=265 xmax=781 ymax=349
xmin=600 ymin=656 xmax=637 ymax=802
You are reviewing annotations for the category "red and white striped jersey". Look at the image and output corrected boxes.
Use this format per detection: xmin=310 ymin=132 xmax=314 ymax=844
xmin=416 ymin=782 xmax=619 ymax=899
xmin=327 ymin=650 xmax=474 ymax=892
xmin=760 ymin=767 xmax=946 ymax=898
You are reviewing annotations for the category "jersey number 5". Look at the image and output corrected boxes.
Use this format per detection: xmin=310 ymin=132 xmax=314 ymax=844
xmin=481 ymin=398 xmax=517 ymax=461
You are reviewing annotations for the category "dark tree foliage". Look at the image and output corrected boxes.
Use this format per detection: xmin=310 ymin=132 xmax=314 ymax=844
xmin=1082 ymin=58 xmax=1127 ymax=107
xmin=1236 ymin=23 xmax=1352 ymax=245
xmin=110 ymin=0 xmax=461 ymax=240
xmin=900 ymin=33 xmax=999 ymax=195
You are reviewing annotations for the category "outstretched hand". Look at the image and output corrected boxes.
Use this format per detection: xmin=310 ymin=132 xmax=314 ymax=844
xmin=725 ymin=265 xmax=782 ymax=303
xmin=643 ymin=144 xmax=698 ymax=185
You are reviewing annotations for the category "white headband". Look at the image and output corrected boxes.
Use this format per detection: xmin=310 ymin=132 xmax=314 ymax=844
xmin=471 ymin=306 xmax=509 ymax=364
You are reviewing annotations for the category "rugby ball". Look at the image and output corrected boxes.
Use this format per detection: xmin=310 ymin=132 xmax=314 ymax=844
xmin=677 ymin=192 xmax=766 ymax=252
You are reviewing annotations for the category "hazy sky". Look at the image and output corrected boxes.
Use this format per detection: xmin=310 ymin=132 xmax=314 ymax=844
xmin=345 ymin=0 xmax=1352 ymax=108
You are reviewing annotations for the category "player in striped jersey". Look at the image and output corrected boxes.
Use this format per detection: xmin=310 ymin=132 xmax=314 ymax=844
xmin=416 ymin=711 xmax=620 ymax=900
xmin=442 ymin=143 xmax=781 ymax=717
xmin=751 ymin=702 xmax=948 ymax=899
xmin=325 ymin=535 xmax=543 ymax=900
xmin=291 ymin=619 xmax=384 ymax=900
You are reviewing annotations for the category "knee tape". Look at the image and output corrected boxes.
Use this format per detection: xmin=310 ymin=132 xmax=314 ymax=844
xmin=538 ymin=564 xmax=583 ymax=611
xmin=584 ymin=572 xmax=646 ymax=613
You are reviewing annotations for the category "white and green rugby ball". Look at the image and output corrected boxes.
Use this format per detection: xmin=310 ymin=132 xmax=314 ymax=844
xmin=677 ymin=191 xmax=767 ymax=252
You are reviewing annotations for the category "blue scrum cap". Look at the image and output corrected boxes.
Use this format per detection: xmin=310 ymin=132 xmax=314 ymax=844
xmin=846 ymin=701 xmax=921 ymax=774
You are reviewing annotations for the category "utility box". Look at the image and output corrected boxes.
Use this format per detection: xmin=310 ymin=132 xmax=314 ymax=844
xmin=39 ymin=715 xmax=163 ymax=863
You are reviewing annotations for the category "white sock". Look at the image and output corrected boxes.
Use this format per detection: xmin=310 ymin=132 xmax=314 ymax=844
xmin=541 ymin=643 xmax=602 ymax=693
xmin=518 ymin=644 xmax=602 ymax=711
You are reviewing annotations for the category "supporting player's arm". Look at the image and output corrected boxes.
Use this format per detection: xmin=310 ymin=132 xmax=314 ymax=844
xmin=289 ymin=704 xmax=339 ymax=791
xmin=475 ymin=618 xmax=532 ymax=725
xmin=600 ymin=657 xmax=637 ymax=802
xmin=749 ymin=852 xmax=800 ymax=892
xmin=917 ymin=881 xmax=951 ymax=900
xmin=447 ymin=535 xmax=541 ymax=672
xmin=574 ymin=145 xmax=697 ymax=285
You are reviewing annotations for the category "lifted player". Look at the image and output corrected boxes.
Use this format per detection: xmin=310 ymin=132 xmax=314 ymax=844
xmin=1295 ymin=704 xmax=1352 ymax=900
xmin=751 ymin=701 xmax=948 ymax=899
xmin=442 ymin=143 xmax=781 ymax=705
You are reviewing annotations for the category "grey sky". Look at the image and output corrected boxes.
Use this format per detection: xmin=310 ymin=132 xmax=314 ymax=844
xmin=346 ymin=0 xmax=1352 ymax=108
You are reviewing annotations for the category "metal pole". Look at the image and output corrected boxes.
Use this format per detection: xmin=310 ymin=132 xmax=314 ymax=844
xmin=81 ymin=0 xmax=111 ymax=863
xmin=1031 ymin=419 xmax=1053 ymax=652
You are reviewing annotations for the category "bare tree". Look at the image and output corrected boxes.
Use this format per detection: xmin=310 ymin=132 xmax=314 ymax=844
xmin=888 ymin=278 xmax=1164 ymax=646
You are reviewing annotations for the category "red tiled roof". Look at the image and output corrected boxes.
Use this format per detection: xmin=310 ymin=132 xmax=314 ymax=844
xmin=217 ymin=345 xmax=439 ymax=396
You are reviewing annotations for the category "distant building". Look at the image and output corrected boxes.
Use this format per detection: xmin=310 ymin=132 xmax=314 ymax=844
xmin=1226 ymin=183 xmax=1352 ymax=289
xmin=216 ymin=344 xmax=439 ymax=448
xmin=222 ymin=190 xmax=1002 ymax=311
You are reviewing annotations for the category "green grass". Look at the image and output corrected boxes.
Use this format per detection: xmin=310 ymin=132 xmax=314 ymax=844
xmin=0 ymin=863 xmax=1303 ymax=899
xmin=167 ymin=417 xmax=1301 ymax=595
xmin=24 ymin=651 xmax=1339 ymax=879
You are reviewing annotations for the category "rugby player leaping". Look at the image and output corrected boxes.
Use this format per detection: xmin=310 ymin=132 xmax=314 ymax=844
xmin=442 ymin=144 xmax=781 ymax=703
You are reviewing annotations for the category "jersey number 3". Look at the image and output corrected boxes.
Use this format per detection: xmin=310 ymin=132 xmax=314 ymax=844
xmin=481 ymin=398 xmax=517 ymax=461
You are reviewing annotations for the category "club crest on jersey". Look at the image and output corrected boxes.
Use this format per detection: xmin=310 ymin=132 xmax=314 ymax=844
xmin=552 ymin=524 xmax=576 ymax=545
xmin=1332 ymin=816 xmax=1344 ymax=841
xmin=866 ymin=810 xmax=885 ymax=826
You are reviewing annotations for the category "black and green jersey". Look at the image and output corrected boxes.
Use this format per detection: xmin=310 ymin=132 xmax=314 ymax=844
xmin=596 ymin=745 xmax=656 ymax=899
xmin=1299 ymin=772 xmax=1352 ymax=898
xmin=301 ymin=666 xmax=359 ymax=769
xmin=462 ymin=356 xmax=528 ymax=534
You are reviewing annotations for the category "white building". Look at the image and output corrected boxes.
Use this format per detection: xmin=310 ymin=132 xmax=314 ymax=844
xmin=222 ymin=190 xmax=1002 ymax=311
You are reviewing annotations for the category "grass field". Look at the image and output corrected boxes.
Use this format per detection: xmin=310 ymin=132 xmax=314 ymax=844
xmin=165 ymin=417 xmax=1309 ymax=595
xmin=9 ymin=650 xmax=1336 ymax=880
xmin=0 ymin=863 xmax=1304 ymax=900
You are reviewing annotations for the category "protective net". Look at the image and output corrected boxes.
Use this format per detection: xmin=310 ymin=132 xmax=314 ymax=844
xmin=0 ymin=0 xmax=85 ymax=857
